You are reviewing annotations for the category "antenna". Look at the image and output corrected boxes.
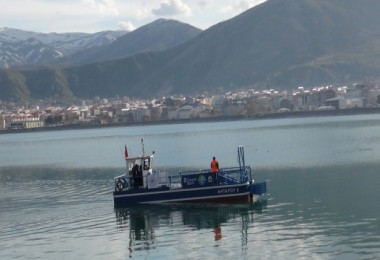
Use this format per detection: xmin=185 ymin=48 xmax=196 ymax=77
xmin=141 ymin=138 xmax=145 ymax=157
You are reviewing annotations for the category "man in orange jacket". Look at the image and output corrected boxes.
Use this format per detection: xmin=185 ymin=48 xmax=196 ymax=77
xmin=211 ymin=156 xmax=219 ymax=185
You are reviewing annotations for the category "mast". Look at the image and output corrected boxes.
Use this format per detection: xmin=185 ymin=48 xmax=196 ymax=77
xmin=141 ymin=138 xmax=145 ymax=157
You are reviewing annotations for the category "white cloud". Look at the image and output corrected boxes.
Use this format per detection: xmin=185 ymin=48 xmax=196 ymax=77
xmin=237 ymin=1 xmax=251 ymax=10
xmin=220 ymin=0 xmax=266 ymax=14
xmin=135 ymin=8 xmax=151 ymax=20
xmin=197 ymin=0 xmax=211 ymax=9
xmin=83 ymin=0 xmax=119 ymax=16
xmin=152 ymin=0 xmax=192 ymax=16
xmin=118 ymin=21 xmax=136 ymax=31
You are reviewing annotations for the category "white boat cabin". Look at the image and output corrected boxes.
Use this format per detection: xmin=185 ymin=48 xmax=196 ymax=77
xmin=125 ymin=155 xmax=160 ymax=189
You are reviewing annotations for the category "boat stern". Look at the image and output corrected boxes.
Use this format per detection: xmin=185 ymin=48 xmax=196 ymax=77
xmin=250 ymin=181 xmax=267 ymax=196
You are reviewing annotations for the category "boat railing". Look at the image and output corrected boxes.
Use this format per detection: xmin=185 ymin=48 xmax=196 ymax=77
xmin=114 ymin=166 xmax=252 ymax=192
xmin=218 ymin=166 xmax=251 ymax=184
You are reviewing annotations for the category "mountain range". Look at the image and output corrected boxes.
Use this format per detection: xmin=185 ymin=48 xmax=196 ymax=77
xmin=0 ymin=28 xmax=127 ymax=68
xmin=56 ymin=19 xmax=202 ymax=66
xmin=2 ymin=0 xmax=380 ymax=102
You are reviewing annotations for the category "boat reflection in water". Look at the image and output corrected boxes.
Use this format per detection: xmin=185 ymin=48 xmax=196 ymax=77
xmin=114 ymin=200 xmax=267 ymax=256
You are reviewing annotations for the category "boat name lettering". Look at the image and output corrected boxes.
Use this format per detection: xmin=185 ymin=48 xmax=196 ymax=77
xmin=217 ymin=188 xmax=237 ymax=194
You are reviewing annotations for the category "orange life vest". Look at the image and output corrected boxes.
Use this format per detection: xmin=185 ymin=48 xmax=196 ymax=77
xmin=211 ymin=159 xmax=219 ymax=173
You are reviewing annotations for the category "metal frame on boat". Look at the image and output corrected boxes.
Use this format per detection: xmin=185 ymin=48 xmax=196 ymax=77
xmin=113 ymin=141 xmax=267 ymax=207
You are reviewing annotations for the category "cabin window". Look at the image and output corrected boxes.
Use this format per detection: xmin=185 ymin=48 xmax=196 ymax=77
xmin=143 ymin=158 xmax=150 ymax=170
xmin=128 ymin=160 xmax=137 ymax=171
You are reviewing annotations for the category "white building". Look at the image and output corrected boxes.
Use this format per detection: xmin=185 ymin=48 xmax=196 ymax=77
xmin=177 ymin=105 xmax=194 ymax=119
xmin=347 ymin=98 xmax=364 ymax=108
xmin=324 ymin=97 xmax=347 ymax=110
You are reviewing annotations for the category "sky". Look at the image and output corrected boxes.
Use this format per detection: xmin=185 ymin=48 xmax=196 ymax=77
xmin=0 ymin=0 xmax=266 ymax=33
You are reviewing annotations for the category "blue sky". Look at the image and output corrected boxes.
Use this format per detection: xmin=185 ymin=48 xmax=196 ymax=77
xmin=0 ymin=0 xmax=266 ymax=33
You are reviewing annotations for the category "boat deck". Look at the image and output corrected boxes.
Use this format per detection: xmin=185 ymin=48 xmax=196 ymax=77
xmin=114 ymin=166 xmax=252 ymax=193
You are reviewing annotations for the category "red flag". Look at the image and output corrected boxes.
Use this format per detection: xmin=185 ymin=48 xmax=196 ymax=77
xmin=124 ymin=145 xmax=128 ymax=159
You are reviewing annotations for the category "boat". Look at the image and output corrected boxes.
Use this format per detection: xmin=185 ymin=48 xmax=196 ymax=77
xmin=113 ymin=140 xmax=267 ymax=207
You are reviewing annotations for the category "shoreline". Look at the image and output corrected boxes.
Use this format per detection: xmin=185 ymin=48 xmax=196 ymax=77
xmin=1 ymin=107 xmax=380 ymax=135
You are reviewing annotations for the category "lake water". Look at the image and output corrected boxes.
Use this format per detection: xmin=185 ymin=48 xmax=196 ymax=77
xmin=1 ymin=115 xmax=380 ymax=259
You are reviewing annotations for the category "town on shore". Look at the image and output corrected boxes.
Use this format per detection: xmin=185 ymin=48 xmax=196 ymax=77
xmin=1 ymin=82 xmax=380 ymax=132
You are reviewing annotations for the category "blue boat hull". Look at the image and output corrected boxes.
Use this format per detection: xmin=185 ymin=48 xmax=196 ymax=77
xmin=113 ymin=183 xmax=251 ymax=206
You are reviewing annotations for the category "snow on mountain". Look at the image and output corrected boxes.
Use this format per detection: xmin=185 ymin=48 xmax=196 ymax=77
xmin=53 ymin=31 xmax=127 ymax=55
xmin=0 ymin=27 xmax=127 ymax=68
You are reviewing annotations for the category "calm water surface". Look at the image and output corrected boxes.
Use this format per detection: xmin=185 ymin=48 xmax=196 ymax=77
xmin=1 ymin=114 xmax=380 ymax=259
